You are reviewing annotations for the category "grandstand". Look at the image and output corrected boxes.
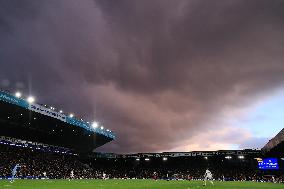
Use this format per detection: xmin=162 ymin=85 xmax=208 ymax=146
xmin=262 ymin=128 xmax=284 ymax=157
xmin=0 ymin=90 xmax=115 ymax=153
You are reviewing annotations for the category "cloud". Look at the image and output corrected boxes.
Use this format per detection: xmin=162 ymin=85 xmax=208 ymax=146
xmin=238 ymin=137 xmax=269 ymax=150
xmin=169 ymin=126 xmax=251 ymax=152
xmin=0 ymin=0 xmax=284 ymax=153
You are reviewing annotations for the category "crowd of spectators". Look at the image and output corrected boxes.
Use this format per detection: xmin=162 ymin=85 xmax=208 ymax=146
xmin=88 ymin=157 xmax=284 ymax=183
xmin=0 ymin=144 xmax=283 ymax=183
xmin=0 ymin=144 xmax=92 ymax=179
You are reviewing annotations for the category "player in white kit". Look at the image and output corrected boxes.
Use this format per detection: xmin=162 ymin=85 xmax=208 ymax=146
xmin=102 ymin=172 xmax=106 ymax=180
xmin=69 ymin=170 xmax=74 ymax=181
xmin=42 ymin=171 xmax=47 ymax=179
xmin=203 ymin=169 xmax=214 ymax=186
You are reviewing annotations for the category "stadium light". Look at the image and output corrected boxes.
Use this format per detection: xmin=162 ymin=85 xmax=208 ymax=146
xmin=106 ymin=129 xmax=110 ymax=132
xmin=100 ymin=126 xmax=104 ymax=130
xmin=27 ymin=96 xmax=35 ymax=104
xmin=69 ymin=114 xmax=74 ymax=118
xmin=163 ymin=157 xmax=168 ymax=161
xmin=15 ymin=92 xmax=22 ymax=98
xmin=59 ymin=110 xmax=63 ymax=113
xmin=92 ymin=122 xmax=98 ymax=128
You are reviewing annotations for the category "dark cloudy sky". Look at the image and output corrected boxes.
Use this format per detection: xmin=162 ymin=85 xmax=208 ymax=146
xmin=1 ymin=0 xmax=284 ymax=153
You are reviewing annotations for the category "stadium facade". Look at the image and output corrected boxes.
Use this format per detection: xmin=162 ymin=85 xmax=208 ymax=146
xmin=0 ymin=90 xmax=115 ymax=153
xmin=262 ymin=128 xmax=284 ymax=157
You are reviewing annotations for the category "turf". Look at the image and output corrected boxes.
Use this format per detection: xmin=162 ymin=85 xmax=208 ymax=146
xmin=0 ymin=179 xmax=284 ymax=189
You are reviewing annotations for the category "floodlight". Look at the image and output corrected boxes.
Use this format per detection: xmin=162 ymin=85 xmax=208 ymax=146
xmin=27 ymin=96 xmax=35 ymax=103
xmin=69 ymin=114 xmax=74 ymax=118
xmin=92 ymin=122 xmax=98 ymax=128
xmin=15 ymin=92 xmax=22 ymax=98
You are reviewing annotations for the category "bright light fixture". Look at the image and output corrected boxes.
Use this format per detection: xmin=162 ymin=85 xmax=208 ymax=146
xmin=69 ymin=114 xmax=74 ymax=118
xmin=15 ymin=92 xmax=22 ymax=98
xmin=59 ymin=110 xmax=63 ymax=113
xmin=100 ymin=126 xmax=104 ymax=130
xmin=92 ymin=122 xmax=98 ymax=128
xmin=27 ymin=96 xmax=35 ymax=103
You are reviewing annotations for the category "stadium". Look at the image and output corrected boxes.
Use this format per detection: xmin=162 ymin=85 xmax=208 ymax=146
xmin=0 ymin=89 xmax=284 ymax=189
xmin=2 ymin=1 xmax=284 ymax=189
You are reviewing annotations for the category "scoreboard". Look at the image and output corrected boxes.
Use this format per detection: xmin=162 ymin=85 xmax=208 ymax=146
xmin=258 ymin=158 xmax=279 ymax=170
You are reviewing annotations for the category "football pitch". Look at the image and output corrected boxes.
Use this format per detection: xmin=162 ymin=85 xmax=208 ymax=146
xmin=0 ymin=179 xmax=284 ymax=189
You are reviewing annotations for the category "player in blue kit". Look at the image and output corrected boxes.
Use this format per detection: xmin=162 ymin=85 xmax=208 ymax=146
xmin=10 ymin=164 xmax=21 ymax=183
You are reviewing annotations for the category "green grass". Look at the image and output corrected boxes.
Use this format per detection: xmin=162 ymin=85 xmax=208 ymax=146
xmin=0 ymin=179 xmax=284 ymax=189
